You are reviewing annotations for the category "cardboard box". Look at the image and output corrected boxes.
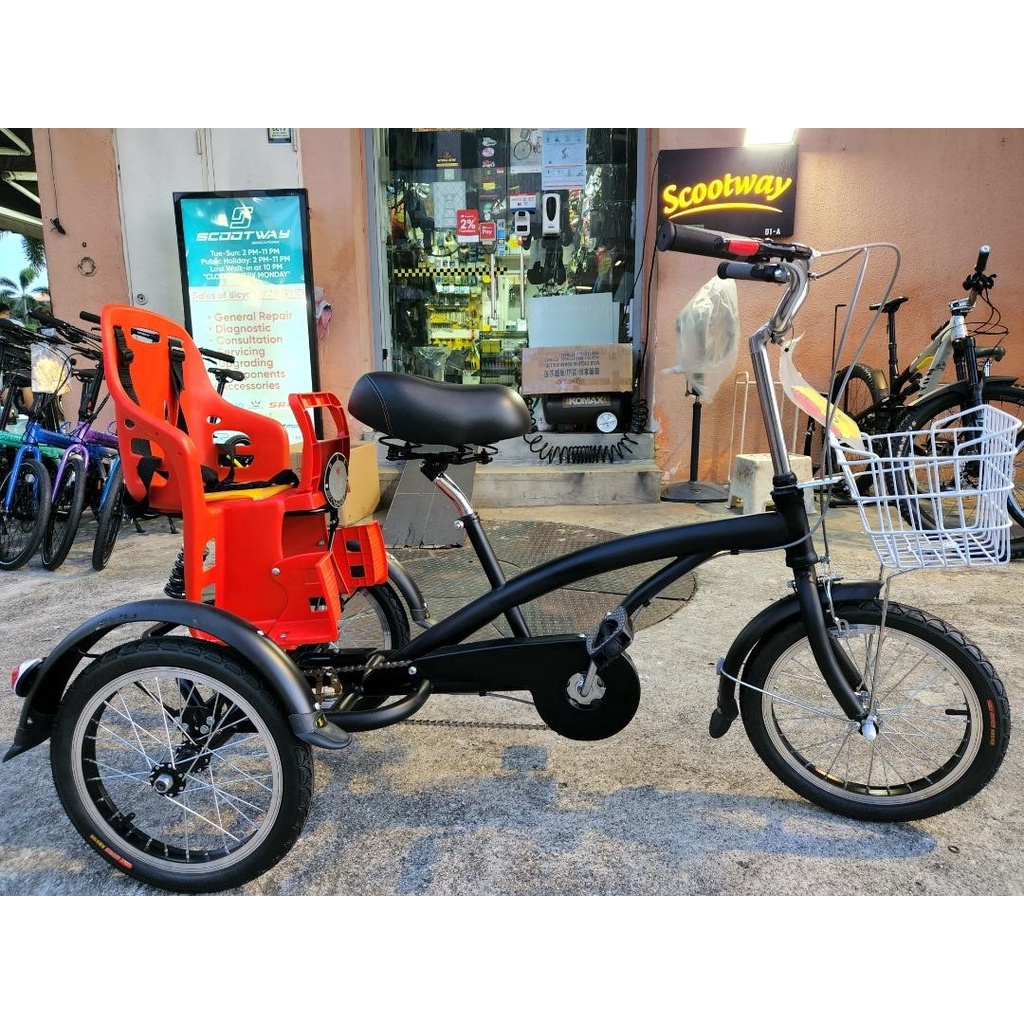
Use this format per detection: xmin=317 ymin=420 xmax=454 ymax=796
xmin=520 ymin=344 xmax=633 ymax=396
xmin=340 ymin=441 xmax=381 ymax=525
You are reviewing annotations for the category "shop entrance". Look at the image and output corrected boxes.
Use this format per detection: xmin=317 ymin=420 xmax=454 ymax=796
xmin=368 ymin=129 xmax=643 ymax=437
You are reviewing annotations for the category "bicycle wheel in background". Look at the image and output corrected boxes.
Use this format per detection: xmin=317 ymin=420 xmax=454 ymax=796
xmin=42 ymin=455 xmax=88 ymax=570
xmin=832 ymin=363 xmax=886 ymax=433
xmin=0 ymin=457 xmax=52 ymax=570
xmin=739 ymin=600 xmax=1010 ymax=823
xmin=50 ymin=636 xmax=313 ymax=893
xmin=91 ymin=459 xmax=126 ymax=571
xmin=893 ymin=382 xmax=1024 ymax=559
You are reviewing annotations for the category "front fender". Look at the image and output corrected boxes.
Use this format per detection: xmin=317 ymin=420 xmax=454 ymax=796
xmin=3 ymin=598 xmax=349 ymax=762
xmin=710 ymin=581 xmax=882 ymax=738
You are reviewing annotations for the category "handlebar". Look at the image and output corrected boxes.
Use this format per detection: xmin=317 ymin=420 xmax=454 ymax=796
xmin=211 ymin=367 xmax=245 ymax=382
xmin=657 ymin=222 xmax=814 ymax=263
xmin=657 ymin=222 xmax=814 ymax=337
xmin=79 ymin=312 xmax=236 ymax=369
xmin=960 ymin=245 xmax=995 ymax=303
xmin=717 ymin=262 xmax=788 ymax=283
xmin=198 ymin=347 xmax=235 ymax=364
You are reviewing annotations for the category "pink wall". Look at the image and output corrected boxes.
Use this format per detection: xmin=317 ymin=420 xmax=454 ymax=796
xmin=300 ymin=129 xmax=376 ymax=410
xmin=33 ymin=129 xmax=129 ymax=317
xmin=647 ymin=129 xmax=1024 ymax=484
xmin=34 ymin=128 xmax=1024 ymax=489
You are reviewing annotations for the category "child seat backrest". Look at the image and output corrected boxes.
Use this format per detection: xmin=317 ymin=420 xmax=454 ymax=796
xmin=100 ymin=304 xmax=293 ymax=515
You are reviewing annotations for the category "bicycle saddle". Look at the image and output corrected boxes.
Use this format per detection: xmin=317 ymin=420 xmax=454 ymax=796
xmin=349 ymin=371 xmax=532 ymax=447
xmin=869 ymin=295 xmax=909 ymax=313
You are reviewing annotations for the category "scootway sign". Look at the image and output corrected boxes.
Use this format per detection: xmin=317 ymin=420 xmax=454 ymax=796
xmin=658 ymin=144 xmax=797 ymax=237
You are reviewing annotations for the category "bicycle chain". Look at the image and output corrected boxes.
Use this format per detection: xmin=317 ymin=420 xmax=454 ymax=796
xmin=400 ymin=718 xmax=548 ymax=731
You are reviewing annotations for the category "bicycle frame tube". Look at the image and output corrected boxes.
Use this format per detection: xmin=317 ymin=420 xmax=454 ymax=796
xmin=394 ymin=512 xmax=792 ymax=657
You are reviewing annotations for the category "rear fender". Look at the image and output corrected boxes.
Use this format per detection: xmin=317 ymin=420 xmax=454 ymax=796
xmin=3 ymin=598 xmax=349 ymax=762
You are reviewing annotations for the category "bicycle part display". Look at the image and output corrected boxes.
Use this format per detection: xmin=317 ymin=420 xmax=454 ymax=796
xmin=6 ymin=223 xmax=1016 ymax=893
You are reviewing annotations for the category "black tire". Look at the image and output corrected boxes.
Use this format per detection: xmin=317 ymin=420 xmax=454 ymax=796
xmin=531 ymin=653 xmax=641 ymax=741
xmin=294 ymin=582 xmax=411 ymax=711
xmin=41 ymin=454 xmax=88 ymax=570
xmin=739 ymin=600 xmax=1010 ymax=822
xmin=832 ymin=363 xmax=886 ymax=431
xmin=0 ymin=456 xmax=52 ymax=570
xmin=893 ymin=382 xmax=1024 ymax=559
xmin=50 ymin=636 xmax=314 ymax=894
xmin=91 ymin=460 xmax=126 ymax=571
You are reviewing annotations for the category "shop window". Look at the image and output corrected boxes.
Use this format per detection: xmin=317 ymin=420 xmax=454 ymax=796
xmin=379 ymin=129 xmax=639 ymax=396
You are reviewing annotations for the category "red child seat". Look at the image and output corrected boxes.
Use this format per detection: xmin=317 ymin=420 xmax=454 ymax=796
xmin=99 ymin=304 xmax=387 ymax=648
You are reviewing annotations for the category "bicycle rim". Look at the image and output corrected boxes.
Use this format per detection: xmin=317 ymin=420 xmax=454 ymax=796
xmin=740 ymin=604 xmax=1006 ymax=819
xmin=63 ymin=662 xmax=286 ymax=875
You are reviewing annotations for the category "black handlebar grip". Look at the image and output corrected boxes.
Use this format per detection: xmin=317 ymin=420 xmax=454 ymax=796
xmin=717 ymin=261 xmax=786 ymax=283
xmin=80 ymin=311 xmax=100 ymax=324
xmin=213 ymin=368 xmax=245 ymax=382
xmin=29 ymin=307 xmax=59 ymax=326
xmin=198 ymin=346 xmax=236 ymax=364
xmin=657 ymin=221 xmax=728 ymax=257
xmin=975 ymin=245 xmax=991 ymax=275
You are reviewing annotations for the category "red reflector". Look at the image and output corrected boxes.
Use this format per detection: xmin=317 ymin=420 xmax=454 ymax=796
xmin=11 ymin=658 xmax=41 ymax=696
xmin=726 ymin=240 xmax=760 ymax=256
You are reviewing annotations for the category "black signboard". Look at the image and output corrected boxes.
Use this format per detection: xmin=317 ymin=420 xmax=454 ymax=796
xmin=657 ymin=144 xmax=798 ymax=238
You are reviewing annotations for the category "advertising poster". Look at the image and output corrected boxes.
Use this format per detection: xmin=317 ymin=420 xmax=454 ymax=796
xmin=657 ymin=145 xmax=798 ymax=238
xmin=174 ymin=189 xmax=319 ymax=444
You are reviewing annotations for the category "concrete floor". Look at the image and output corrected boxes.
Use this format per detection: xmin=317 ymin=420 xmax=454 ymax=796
xmin=1 ymin=494 xmax=1022 ymax=895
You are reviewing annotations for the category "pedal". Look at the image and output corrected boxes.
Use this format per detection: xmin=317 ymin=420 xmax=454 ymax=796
xmin=585 ymin=606 xmax=634 ymax=670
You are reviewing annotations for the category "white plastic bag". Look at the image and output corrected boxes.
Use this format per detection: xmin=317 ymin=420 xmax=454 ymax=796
xmin=663 ymin=275 xmax=739 ymax=402
xmin=30 ymin=341 xmax=72 ymax=395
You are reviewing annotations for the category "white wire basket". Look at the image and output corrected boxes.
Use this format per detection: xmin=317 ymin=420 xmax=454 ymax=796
xmin=828 ymin=404 xmax=1021 ymax=568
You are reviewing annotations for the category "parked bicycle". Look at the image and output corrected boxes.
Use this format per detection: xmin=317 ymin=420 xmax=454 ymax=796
xmin=4 ymin=225 xmax=1018 ymax=893
xmin=22 ymin=311 xmax=122 ymax=571
xmin=807 ymin=247 xmax=1024 ymax=557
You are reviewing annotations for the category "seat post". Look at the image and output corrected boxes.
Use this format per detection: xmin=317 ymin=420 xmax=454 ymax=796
xmin=424 ymin=459 xmax=532 ymax=638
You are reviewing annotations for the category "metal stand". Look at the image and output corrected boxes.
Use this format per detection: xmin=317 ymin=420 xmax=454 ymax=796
xmin=662 ymin=394 xmax=729 ymax=503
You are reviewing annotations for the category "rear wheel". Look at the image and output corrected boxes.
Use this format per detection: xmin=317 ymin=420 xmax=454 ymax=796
xmin=0 ymin=456 xmax=52 ymax=570
xmin=50 ymin=637 xmax=313 ymax=893
xmin=42 ymin=455 xmax=88 ymax=570
xmin=740 ymin=601 xmax=1010 ymax=822
xmin=91 ymin=460 xmax=126 ymax=571
xmin=832 ymin=363 xmax=886 ymax=431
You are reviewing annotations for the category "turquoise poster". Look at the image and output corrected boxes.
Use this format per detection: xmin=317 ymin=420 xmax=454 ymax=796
xmin=174 ymin=189 xmax=318 ymax=443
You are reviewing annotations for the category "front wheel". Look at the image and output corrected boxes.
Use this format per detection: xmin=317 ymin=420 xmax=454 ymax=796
xmin=0 ymin=457 xmax=52 ymax=570
xmin=50 ymin=637 xmax=314 ymax=893
xmin=91 ymin=460 xmax=126 ymax=571
xmin=739 ymin=600 xmax=1010 ymax=822
xmin=42 ymin=454 xmax=88 ymax=570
